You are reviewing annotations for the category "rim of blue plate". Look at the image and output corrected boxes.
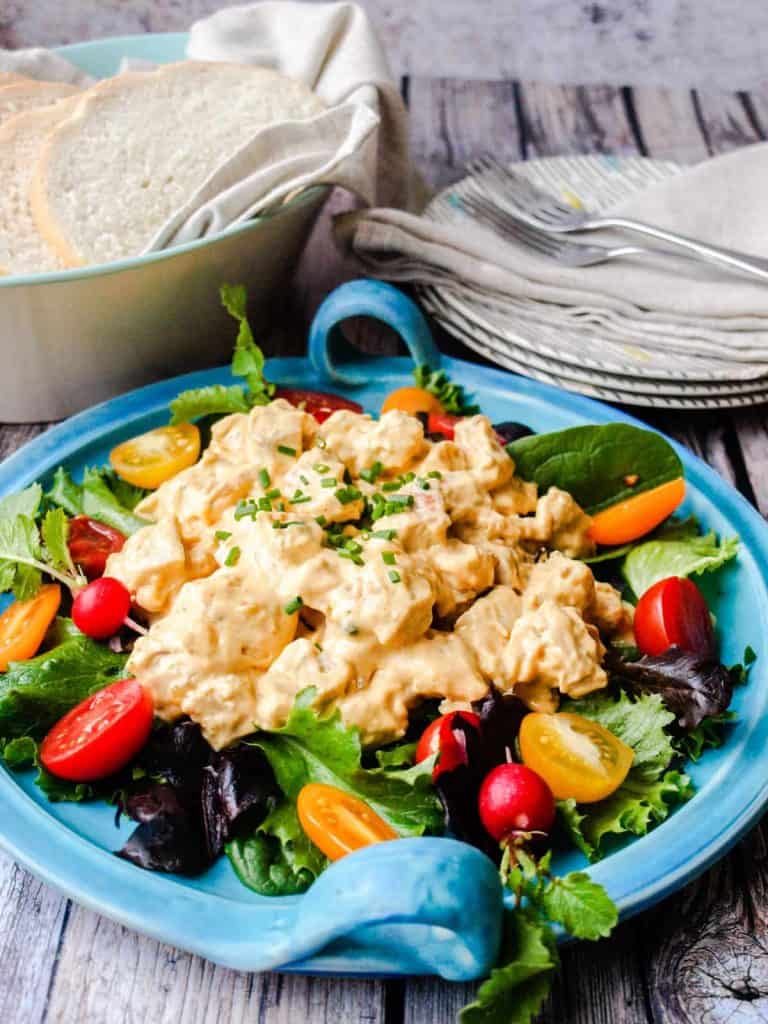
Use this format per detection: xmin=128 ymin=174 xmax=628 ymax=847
xmin=0 ymin=33 xmax=329 ymax=290
xmin=1 ymin=353 xmax=767 ymax=968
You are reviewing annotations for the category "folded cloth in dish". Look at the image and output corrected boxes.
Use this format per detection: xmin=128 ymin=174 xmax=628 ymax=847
xmin=339 ymin=144 xmax=768 ymax=365
xmin=0 ymin=1 xmax=421 ymax=254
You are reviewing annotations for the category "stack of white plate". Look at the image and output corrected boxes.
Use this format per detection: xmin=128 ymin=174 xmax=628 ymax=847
xmin=417 ymin=155 xmax=768 ymax=409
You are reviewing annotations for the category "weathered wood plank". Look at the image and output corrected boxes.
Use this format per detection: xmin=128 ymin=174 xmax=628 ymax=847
xmin=518 ymin=83 xmax=637 ymax=158
xmin=629 ymin=88 xmax=709 ymax=163
xmin=407 ymin=77 xmax=522 ymax=189
xmin=43 ymin=903 xmax=386 ymax=1024
xmin=691 ymin=89 xmax=761 ymax=155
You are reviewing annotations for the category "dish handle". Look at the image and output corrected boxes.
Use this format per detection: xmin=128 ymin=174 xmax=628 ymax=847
xmin=308 ymin=280 xmax=442 ymax=388
xmin=213 ymin=838 xmax=504 ymax=979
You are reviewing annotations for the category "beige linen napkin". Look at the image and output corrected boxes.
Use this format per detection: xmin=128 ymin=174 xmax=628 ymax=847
xmin=342 ymin=144 xmax=768 ymax=338
xmin=0 ymin=2 xmax=419 ymax=254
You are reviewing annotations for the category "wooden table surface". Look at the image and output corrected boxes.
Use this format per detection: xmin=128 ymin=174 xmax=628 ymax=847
xmin=4 ymin=74 xmax=768 ymax=1024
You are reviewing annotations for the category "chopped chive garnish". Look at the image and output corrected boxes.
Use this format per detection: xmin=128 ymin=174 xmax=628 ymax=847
xmin=388 ymin=570 xmax=401 ymax=583
xmin=278 ymin=445 xmax=297 ymax=457
xmin=315 ymin=515 xmax=327 ymax=526
xmin=343 ymin=623 xmax=359 ymax=635
xmin=265 ymin=488 xmax=281 ymax=500
xmin=290 ymin=494 xmax=312 ymax=505
xmin=321 ymin=478 xmax=337 ymax=489
xmin=335 ymin=486 xmax=362 ymax=505
xmin=427 ymin=470 xmax=442 ymax=479
xmin=381 ymin=551 xmax=396 ymax=565
xmin=338 ymin=550 xmax=364 ymax=565
xmin=360 ymin=461 xmax=384 ymax=484
xmin=373 ymin=529 xmax=397 ymax=540
xmin=225 ymin=546 xmax=241 ymax=566
xmin=313 ymin=462 xmax=330 ymax=473
xmin=257 ymin=497 xmax=272 ymax=511
xmin=300 ymin=474 xmax=309 ymax=486
xmin=344 ymin=540 xmax=363 ymax=554
xmin=403 ymin=471 xmax=416 ymax=483
xmin=258 ymin=468 xmax=270 ymax=488
xmin=420 ymin=481 xmax=431 ymax=490
xmin=284 ymin=596 xmax=303 ymax=614
xmin=381 ymin=481 xmax=400 ymax=492
xmin=235 ymin=499 xmax=257 ymax=520
xmin=314 ymin=642 xmax=323 ymax=652
xmin=278 ymin=501 xmax=286 ymax=511
xmin=215 ymin=530 xmax=232 ymax=541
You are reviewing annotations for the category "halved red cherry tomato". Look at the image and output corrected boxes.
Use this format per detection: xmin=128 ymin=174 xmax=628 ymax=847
xmin=0 ymin=584 xmax=61 ymax=671
xmin=110 ymin=423 xmax=200 ymax=490
xmin=381 ymin=386 xmax=444 ymax=417
xmin=72 ymin=577 xmax=132 ymax=639
xmin=427 ymin=411 xmax=461 ymax=439
xmin=634 ymin=575 xmax=715 ymax=657
xmin=415 ymin=711 xmax=481 ymax=779
xmin=275 ymin=387 xmax=363 ymax=424
xmin=588 ymin=477 xmax=685 ymax=546
xmin=40 ymin=678 xmax=154 ymax=781
xmin=519 ymin=712 xmax=634 ymax=803
xmin=68 ymin=516 xmax=126 ymax=580
xmin=297 ymin=782 xmax=398 ymax=861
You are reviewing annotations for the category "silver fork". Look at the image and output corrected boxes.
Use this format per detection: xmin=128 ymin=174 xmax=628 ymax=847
xmin=458 ymin=191 xmax=648 ymax=267
xmin=466 ymin=154 xmax=768 ymax=283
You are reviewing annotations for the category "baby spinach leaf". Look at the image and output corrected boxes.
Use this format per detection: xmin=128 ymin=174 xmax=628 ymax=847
xmin=0 ymin=634 xmax=128 ymax=738
xmin=250 ymin=689 xmax=442 ymax=837
xmin=506 ymin=423 xmax=682 ymax=514
xmin=227 ymin=802 xmax=327 ymax=896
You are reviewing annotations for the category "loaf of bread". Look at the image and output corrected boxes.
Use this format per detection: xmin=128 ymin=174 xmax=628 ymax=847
xmin=0 ymin=81 xmax=79 ymax=126
xmin=0 ymin=96 xmax=82 ymax=275
xmin=30 ymin=61 xmax=325 ymax=268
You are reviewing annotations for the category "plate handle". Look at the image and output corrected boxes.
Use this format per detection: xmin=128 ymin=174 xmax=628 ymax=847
xmin=211 ymin=838 xmax=503 ymax=979
xmin=308 ymin=280 xmax=442 ymax=388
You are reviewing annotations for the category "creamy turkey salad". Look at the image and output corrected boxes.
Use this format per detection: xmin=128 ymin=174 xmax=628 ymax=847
xmin=0 ymin=285 xmax=750 ymax=1023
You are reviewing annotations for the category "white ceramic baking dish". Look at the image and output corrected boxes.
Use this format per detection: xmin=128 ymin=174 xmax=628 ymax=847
xmin=2 ymin=34 xmax=330 ymax=422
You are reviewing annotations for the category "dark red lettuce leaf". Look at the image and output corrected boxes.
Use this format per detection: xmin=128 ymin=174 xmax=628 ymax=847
xmin=606 ymin=646 xmax=733 ymax=730
xmin=434 ymin=688 xmax=528 ymax=862
xmin=117 ymin=721 xmax=279 ymax=875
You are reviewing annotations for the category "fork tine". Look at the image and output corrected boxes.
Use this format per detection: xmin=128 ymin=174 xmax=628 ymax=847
xmin=466 ymin=154 xmax=577 ymax=223
xmin=460 ymin=195 xmax=564 ymax=256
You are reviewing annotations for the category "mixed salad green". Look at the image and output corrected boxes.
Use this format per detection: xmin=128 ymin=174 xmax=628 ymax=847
xmin=0 ymin=286 xmax=752 ymax=1024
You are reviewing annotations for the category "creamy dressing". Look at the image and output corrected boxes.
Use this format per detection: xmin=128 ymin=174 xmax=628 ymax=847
xmin=106 ymin=402 xmax=632 ymax=749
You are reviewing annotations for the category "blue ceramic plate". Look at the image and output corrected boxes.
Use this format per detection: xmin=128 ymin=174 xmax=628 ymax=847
xmin=0 ymin=278 xmax=767 ymax=979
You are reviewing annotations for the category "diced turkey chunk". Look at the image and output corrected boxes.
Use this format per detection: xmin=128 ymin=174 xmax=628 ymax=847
xmin=523 ymin=551 xmax=595 ymax=614
xmin=105 ymin=516 xmax=191 ymax=616
xmin=517 ymin=487 xmax=595 ymax=558
xmin=453 ymin=416 xmax=514 ymax=490
xmin=455 ymin=585 xmax=523 ymax=680
xmin=317 ymin=409 xmax=426 ymax=476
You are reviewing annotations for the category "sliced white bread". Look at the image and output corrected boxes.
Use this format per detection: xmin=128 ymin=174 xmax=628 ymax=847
xmin=0 ymin=71 xmax=34 ymax=87
xmin=0 ymin=81 xmax=79 ymax=126
xmin=0 ymin=95 xmax=83 ymax=275
xmin=30 ymin=61 xmax=325 ymax=268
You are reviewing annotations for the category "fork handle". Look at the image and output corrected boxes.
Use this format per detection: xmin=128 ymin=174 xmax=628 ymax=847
xmin=584 ymin=216 xmax=768 ymax=282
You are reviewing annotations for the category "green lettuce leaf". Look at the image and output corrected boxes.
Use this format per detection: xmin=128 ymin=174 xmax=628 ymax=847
xmin=41 ymin=507 xmax=80 ymax=580
xmin=169 ymin=384 xmax=250 ymax=425
xmin=459 ymin=908 xmax=559 ymax=1024
xmin=0 ymin=514 xmax=43 ymax=599
xmin=675 ymin=711 xmax=736 ymax=762
xmin=1 ymin=734 xmax=98 ymax=802
xmin=623 ymin=528 xmax=739 ymax=598
xmin=538 ymin=871 xmax=617 ymax=940
xmin=250 ymin=689 xmax=442 ymax=837
xmin=506 ymin=423 xmax=682 ymax=515
xmin=557 ymin=690 xmax=692 ymax=860
xmin=0 ymin=633 xmax=128 ymax=739
xmin=0 ymin=485 xmax=42 ymax=521
xmin=413 ymin=364 xmax=479 ymax=415
xmin=375 ymin=741 xmax=418 ymax=768
xmin=221 ymin=283 xmax=275 ymax=404
xmin=227 ymin=802 xmax=327 ymax=896
xmin=46 ymin=467 xmax=147 ymax=535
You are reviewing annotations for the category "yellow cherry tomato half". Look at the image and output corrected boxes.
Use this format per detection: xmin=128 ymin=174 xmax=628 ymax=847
xmin=0 ymin=584 xmax=61 ymax=671
xmin=381 ymin=386 xmax=444 ymax=417
xmin=588 ymin=477 xmax=685 ymax=547
xmin=109 ymin=423 xmax=201 ymax=490
xmin=519 ymin=712 xmax=634 ymax=803
xmin=297 ymin=782 xmax=399 ymax=861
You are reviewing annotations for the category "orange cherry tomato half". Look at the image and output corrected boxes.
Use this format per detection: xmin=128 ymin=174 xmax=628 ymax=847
xmin=634 ymin=575 xmax=715 ymax=657
xmin=297 ymin=782 xmax=399 ymax=861
xmin=39 ymin=678 xmax=154 ymax=782
xmin=0 ymin=584 xmax=61 ymax=672
xmin=519 ymin=712 xmax=634 ymax=803
xmin=109 ymin=423 xmax=201 ymax=490
xmin=588 ymin=477 xmax=685 ymax=546
xmin=381 ymin=386 xmax=444 ymax=417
